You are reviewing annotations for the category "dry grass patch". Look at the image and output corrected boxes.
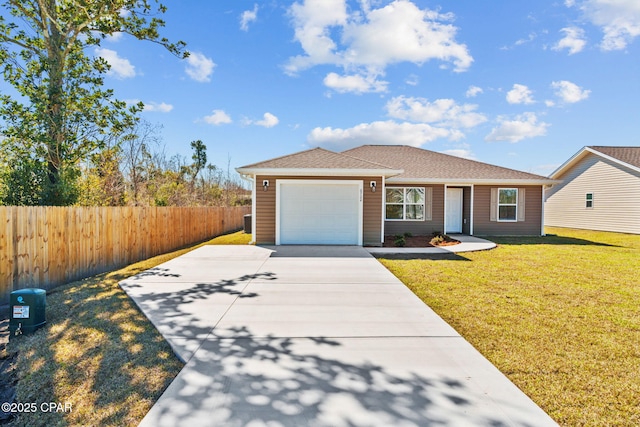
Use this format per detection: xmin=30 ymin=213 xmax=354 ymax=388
xmin=378 ymin=227 xmax=640 ymax=426
xmin=6 ymin=231 xmax=251 ymax=427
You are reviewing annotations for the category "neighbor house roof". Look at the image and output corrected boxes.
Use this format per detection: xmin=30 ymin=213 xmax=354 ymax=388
xmin=588 ymin=146 xmax=640 ymax=169
xmin=550 ymin=146 xmax=640 ymax=179
xmin=236 ymin=147 xmax=403 ymax=177
xmin=344 ymin=145 xmax=555 ymax=184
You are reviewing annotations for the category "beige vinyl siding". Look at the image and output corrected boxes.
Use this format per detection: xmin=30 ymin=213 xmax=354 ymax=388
xmin=545 ymin=154 xmax=640 ymax=234
xmin=254 ymin=175 xmax=383 ymax=246
xmin=363 ymin=177 xmax=383 ymax=246
xmin=255 ymin=175 xmax=277 ymax=244
xmin=474 ymin=185 xmax=543 ymax=236
xmin=384 ymin=184 xmax=445 ymax=236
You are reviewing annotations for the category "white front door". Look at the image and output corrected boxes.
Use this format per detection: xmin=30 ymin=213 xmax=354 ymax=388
xmin=445 ymin=188 xmax=463 ymax=234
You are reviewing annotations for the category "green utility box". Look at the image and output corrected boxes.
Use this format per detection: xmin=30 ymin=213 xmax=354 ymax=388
xmin=9 ymin=288 xmax=46 ymax=338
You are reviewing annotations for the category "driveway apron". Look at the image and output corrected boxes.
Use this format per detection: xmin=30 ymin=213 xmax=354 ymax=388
xmin=120 ymin=245 xmax=557 ymax=427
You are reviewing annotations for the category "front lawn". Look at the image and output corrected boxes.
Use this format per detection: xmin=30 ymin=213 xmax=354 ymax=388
xmin=4 ymin=231 xmax=251 ymax=427
xmin=378 ymin=227 xmax=640 ymax=426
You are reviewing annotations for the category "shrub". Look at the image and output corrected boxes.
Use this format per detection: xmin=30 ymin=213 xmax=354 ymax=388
xmin=394 ymin=236 xmax=406 ymax=247
xmin=430 ymin=235 xmax=445 ymax=246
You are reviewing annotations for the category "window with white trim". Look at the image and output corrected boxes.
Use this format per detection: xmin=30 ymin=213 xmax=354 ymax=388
xmin=498 ymin=188 xmax=518 ymax=221
xmin=386 ymin=187 xmax=425 ymax=220
xmin=585 ymin=192 xmax=594 ymax=208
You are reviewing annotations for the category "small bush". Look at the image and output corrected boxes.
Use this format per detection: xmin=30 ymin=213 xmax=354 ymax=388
xmin=394 ymin=236 xmax=406 ymax=247
xmin=403 ymin=232 xmax=413 ymax=238
xmin=430 ymin=235 xmax=445 ymax=246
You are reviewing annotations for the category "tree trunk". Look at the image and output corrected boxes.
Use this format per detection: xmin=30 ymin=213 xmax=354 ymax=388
xmin=44 ymin=0 xmax=66 ymax=204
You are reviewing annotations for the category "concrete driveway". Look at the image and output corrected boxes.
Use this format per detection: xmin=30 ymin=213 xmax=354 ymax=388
xmin=120 ymin=245 xmax=557 ymax=427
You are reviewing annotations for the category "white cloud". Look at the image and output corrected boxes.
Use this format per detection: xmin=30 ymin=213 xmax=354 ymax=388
xmin=185 ymin=52 xmax=216 ymax=82
xmin=286 ymin=0 xmax=472 ymax=92
xmin=95 ymin=48 xmax=136 ymax=79
xmin=551 ymin=80 xmax=591 ymax=103
xmin=553 ymin=27 xmax=587 ymax=54
xmin=405 ymin=74 xmax=419 ymax=86
xmin=323 ymin=72 xmax=388 ymax=93
xmin=254 ymin=112 xmax=279 ymax=128
xmin=204 ymin=109 xmax=232 ymax=125
xmin=506 ymin=84 xmax=535 ymax=105
xmin=308 ymin=120 xmax=463 ymax=151
xmin=465 ymin=85 xmax=483 ymax=98
xmin=515 ymin=32 xmax=537 ymax=46
xmin=568 ymin=0 xmax=640 ymax=50
xmin=342 ymin=1 xmax=472 ymax=71
xmin=386 ymin=96 xmax=486 ymax=129
xmin=287 ymin=0 xmax=347 ymax=72
xmin=143 ymin=102 xmax=173 ymax=113
xmin=485 ymin=112 xmax=549 ymax=143
xmin=105 ymin=32 xmax=124 ymax=42
xmin=240 ymin=4 xmax=259 ymax=31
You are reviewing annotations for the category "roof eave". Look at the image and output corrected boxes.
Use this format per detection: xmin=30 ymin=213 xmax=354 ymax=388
xmin=550 ymin=146 xmax=640 ymax=179
xmin=235 ymin=167 xmax=404 ymax=177
xmin=548 ymin=146 xmax=592 ymax=179
xmin=588 ymin=147 xmax=640 ymax=174
xmin=386 ymin=177 xmax=560 ymax=185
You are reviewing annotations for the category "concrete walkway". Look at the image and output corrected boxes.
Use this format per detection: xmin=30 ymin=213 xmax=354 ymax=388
xmin=366 ymin=234 xmax=496 ymax=255
xmin=120 ymin=245 xmax=557 ymax=427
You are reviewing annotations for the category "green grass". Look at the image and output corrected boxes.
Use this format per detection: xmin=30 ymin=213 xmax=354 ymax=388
xmin=6 ymin=231 xmax=251 ymax=427
xmin=378 ymin=227 xmax=640 ymax=426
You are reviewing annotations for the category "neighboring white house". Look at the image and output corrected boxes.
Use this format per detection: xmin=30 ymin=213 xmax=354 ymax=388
xmin=545 ymin=146 xmax=640 ymax=234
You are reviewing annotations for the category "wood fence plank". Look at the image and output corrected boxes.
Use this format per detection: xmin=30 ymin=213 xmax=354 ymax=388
xmin=0 ymin=205 xmax=250 ymax=302
xmin=0 ymin=207 xmax=14 ymax=299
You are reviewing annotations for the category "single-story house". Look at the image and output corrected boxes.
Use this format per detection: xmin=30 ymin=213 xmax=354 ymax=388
xmin=236 ymin=145 xmax=557 ymax=246
xmin=544 ymin=145 xmax=640 ymax=234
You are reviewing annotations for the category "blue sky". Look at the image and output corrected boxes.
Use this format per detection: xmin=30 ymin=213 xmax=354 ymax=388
xmin=94 ymin=0 xmax=639 ymax=176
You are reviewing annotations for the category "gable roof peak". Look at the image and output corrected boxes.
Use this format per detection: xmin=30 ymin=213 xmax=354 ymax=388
xmin=550 ymin=145 xmax=640 ymax=178
xmin=236 ymin=145 xmax=402 ymax=176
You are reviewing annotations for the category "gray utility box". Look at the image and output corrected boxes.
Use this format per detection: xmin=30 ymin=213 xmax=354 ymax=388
xmin=243 ymin=214 xmax=252 ymax=234
xmin=9 ymin=288 xmax=46 ymax=338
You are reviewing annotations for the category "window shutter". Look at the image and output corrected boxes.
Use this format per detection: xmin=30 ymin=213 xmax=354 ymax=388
xmin=425 ymin=187 xmax=433 ymax=220
xmin=517 ymin=188 xmax=526 ymax=222
xmin=490 ymin=188 xmax=497 ymax=221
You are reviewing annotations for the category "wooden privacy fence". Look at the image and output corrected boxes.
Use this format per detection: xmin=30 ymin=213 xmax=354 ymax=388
xmin=0 ymin=206 xmax=251 ymax=302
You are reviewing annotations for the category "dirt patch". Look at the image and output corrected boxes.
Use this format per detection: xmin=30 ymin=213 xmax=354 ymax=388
xmin=382 ymin=234 xmax=460 ymax=248
xmin=0 ymin=306 xmax=17 ymax=424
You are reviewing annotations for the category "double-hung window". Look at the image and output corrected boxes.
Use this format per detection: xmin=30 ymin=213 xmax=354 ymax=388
xmin=498 ymin=188 xmax=518 ymax=221
xmin=386 ymin=187 xmax=425 ymax=220
xmin=585 ymin=193 xmax=594 ymax=208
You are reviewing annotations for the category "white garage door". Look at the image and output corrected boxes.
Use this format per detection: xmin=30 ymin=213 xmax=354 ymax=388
xmin=277 ymin=180 xmax=362 ymax=245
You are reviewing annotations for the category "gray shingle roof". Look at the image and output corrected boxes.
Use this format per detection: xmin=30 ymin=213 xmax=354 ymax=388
xmin=237 ymin=145 xmax=554 ymax=183
xmin=589 ymin=146 xmax=640 ymax=169
xmin=237 ymin=147 xmax=397 ymax=171
xmin=343 ymin=145 xmax=551 ymax=181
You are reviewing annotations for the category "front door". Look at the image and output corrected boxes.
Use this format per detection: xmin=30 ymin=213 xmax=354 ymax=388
xmin=445 ymin=188 xmax=463 ymax=234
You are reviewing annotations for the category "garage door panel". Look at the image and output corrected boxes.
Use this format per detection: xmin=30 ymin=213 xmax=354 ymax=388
xmin=278 ymin=182 xmax=362 ymax=245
